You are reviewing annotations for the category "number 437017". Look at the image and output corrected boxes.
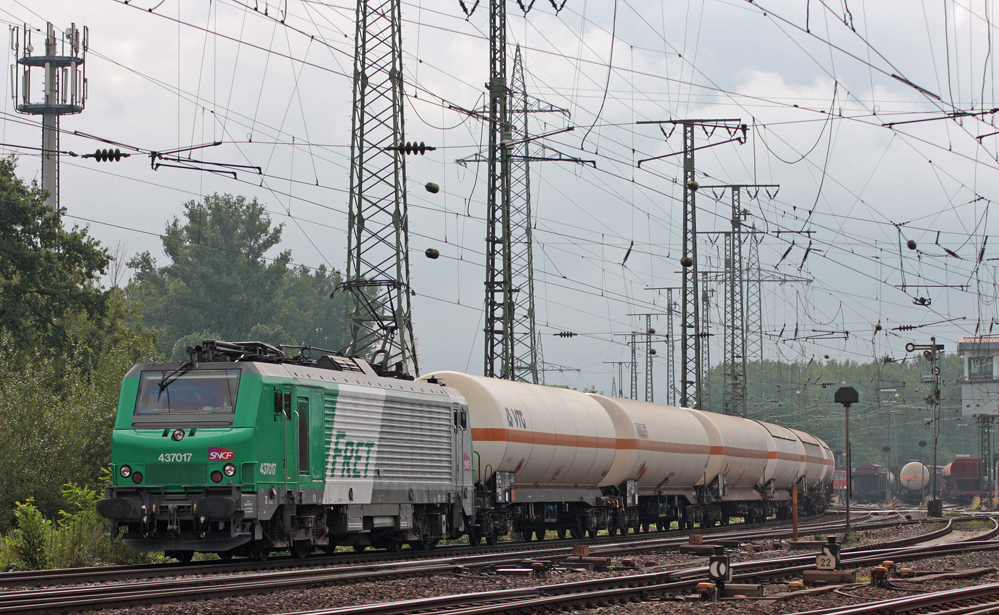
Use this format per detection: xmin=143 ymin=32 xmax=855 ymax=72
xmin=158 ymin=453 xmax=192 ymax=462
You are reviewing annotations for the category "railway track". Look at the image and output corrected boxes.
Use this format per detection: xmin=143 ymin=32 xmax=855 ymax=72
xmin=0 ymin=512 xmax=878 ymax=589
xmin=788 ymin=582 xmax=999 ymax=615
xmin=0 ymin=513 xmax=959 ymax=614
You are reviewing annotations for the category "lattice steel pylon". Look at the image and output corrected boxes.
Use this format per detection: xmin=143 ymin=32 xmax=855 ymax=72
xmin=746 ymin=231 xmax=763 ymax=414
xmin=699 ymin=184 xmax=777 ymax=417
xmin=508 ymin=45 xmax=547 ymax=383
xmin=342 ymin=0 xmax=418 ymax=377
xmin=638 ymin=119 xmax=745 ymax=408
xmin=979 ymin=415 xmax=995 ymax=499
xmin=456 ymin=5 xmax=580 ymax=379
xmin=666 ymin=289 xmax=676 ymax=406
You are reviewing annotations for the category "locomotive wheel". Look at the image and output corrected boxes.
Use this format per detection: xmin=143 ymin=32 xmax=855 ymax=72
xmin=587 ymin=529 xmax=598 ymax=539
xmin=607 ymin=527 xmax=617 ymax=537
xmin=620 ymin=525 xmax=628 ymax=536
xmin=557 ymin=528 xmax=567 ymax=540
xmin=570 ymin=526 xmax=583 ymax=539
xmin=520 ymin=530 xmax=534 ymax=542
xmin=353 ymin=544 xmax=368 ymax=552
xmin=535 ymin=529 xmax=546 ymax=541
xmin=385 ymin=540 xmax=401 ymax=553
xmin=641 ymin=522 xmax=650 ymax=533
xmin=291 ymin=541 xmax=311 ymax=559
xmin=486 ymin=534 xmax=499 ymax=546
xmin=656 ymin=521 xmax=667 ymax=532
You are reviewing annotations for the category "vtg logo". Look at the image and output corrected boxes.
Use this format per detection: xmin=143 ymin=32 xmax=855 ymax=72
xmin=208 ymin=447 xmax=235 ymax=461
xmin=505 ymin=407 xmax=527 ymax=429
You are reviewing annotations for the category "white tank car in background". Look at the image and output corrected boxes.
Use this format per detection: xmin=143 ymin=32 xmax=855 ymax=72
xmin=899 ymin=461 xmax=931 ymax=504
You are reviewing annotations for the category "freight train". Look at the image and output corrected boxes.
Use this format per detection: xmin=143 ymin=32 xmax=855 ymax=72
xmin=850 ymin=464 xmax=895 ymax=503
xmin=97 ymin=340 xmax=834 ymax=561
xmin=941 ymin=457 xmax=986 ymax=504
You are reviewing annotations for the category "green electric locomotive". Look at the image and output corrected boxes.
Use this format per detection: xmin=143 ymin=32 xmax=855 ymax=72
xmin=97 ymin=340 xmax=474 ymax=561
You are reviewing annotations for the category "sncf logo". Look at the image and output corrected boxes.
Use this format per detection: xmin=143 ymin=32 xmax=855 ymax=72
xmin=463 ymin=454 xmax=472 ymax=472
xmin=208 ymin=447 xmax=235 ymax=461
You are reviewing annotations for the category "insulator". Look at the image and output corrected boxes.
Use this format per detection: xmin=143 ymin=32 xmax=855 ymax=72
xmin=425 ymin=248 xmax=440 ymax=259
xmin=425 ymin=182 xmax=440 ymax=194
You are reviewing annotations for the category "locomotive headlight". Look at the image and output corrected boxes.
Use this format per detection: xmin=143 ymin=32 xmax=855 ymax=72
xmin=131 ymin=472 xmax=143 ymax=484
xmin=223 ymin=463 xmax=237 ymax=478
xmin=171 ymin=429 xmax=185 ymax=441
xmin=120 ymin=465 xmax=132 ymax=478
xmin=210 ymin=470 xmax=224 ymax=483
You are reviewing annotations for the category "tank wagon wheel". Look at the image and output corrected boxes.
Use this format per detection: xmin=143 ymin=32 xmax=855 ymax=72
xmin=468 ymin=531 xmax=482 ymax=547
xmin=291 ymin=541 xmax=311 ymax=559
xmin=353 ymin=544 xmax=368 ymax=552
xmin=410 ymin=538 xmax=438 ymax=550
xmin=252 ymin=548 xmax=270 ymax=562
xmin=385 ymin=541 xmax=402 ymax=553
xmin=324 ymin=540 xmax=340 ymax=555
xmin=620 ymin=526 xmax=629 ymax=536
xmin=535 ymin=530 xmax=546 ymax=541
xmin=486 ymin=535 xmax=499 ymax=546
xmin=641 ymin=522 xmax=650 ymax=533
xmin=556 ymin=528 xmax=567 ymax=540
xmin=570 ymin=527 xmax=583 ymax=539
xmin=166 ymin=550 xmax=194 ymax=563
xmin=218 ymin=551 xmax=234 ymax=561
xmin=520 ymin=530 xmax=534 ymax=542
xmin=586 ymin=529 xmax=598 ymax=539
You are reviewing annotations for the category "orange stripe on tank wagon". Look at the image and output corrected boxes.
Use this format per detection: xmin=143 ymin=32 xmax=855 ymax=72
xmin=471 ymin=428 xmax=771 ymax=460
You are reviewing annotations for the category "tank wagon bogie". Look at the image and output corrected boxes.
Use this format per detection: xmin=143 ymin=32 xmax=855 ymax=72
xmin=99 ymin=340 xmax=832 ymax=560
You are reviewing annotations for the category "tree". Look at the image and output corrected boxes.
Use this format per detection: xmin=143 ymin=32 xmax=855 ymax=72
xmin=128 ymin=193 xmax=348 ymax=358
xmin=0 ymin=156 xmax=109 ymax=352
xmin=0 ymin=158 xmax=155 ymax=531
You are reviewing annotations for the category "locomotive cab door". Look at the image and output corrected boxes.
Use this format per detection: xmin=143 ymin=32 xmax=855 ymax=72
xmin=453 ymin=402 xmax=474 ymax=516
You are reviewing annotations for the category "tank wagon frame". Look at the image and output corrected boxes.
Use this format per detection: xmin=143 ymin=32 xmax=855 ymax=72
xmin=99 ymin=341 xmax=832 ymax=560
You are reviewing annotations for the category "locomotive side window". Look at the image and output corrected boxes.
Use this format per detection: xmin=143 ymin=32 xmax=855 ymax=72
xmin=134 ymin=369 xmax=240 ymax=415
xmin=298 ymin=397 xmax=310 ymax=473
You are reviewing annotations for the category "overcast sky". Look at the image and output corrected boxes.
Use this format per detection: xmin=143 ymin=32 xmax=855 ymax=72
xmin=4 ymin=0 xmax=998 ymax=413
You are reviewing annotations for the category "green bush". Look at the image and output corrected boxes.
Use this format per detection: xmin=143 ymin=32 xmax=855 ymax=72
xmin=5 ymin=499 xmax=51 ymax=570
xmin=1 ymin=485 xmax=162 ymax=571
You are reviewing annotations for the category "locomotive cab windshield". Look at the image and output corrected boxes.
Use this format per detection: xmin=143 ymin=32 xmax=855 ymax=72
xmin=132 ymin=368 xmax=240 ymax=427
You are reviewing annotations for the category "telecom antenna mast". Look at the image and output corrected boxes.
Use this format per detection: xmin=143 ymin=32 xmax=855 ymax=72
xmin=342 ymin=0 xmax=418 ymax=377
xmin=12 ymin=22 xmax=87 ymax=213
